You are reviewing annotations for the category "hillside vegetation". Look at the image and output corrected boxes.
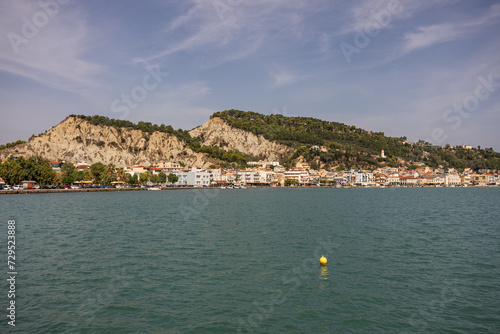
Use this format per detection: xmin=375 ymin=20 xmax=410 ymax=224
xmin=211 ymin=110 xmax=500 ymax=171
xmin=1 ymin=111 xmax=499 ymax=171
xmin=69 ymin=114 xmax=248 ymax=165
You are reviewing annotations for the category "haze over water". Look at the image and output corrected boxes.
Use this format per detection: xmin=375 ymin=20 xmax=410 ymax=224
xmin=1 ymin=188 xmax=499 ymax=333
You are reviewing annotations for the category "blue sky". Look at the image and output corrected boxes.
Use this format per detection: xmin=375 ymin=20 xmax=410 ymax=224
xmin=1 ymin=0 xmax=499 ymax=150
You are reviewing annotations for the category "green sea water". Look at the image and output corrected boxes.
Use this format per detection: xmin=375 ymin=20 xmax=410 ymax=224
xmin=1 ymin=188 xmax=499 ymax=333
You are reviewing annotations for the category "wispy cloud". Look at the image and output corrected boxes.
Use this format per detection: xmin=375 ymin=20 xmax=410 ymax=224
xmin=134 ymin=0 xmax=313 ymax=67
xmin=341 ymin=0 xmax=444 ymax=36
xmin=402 ymin=3 xmax=500 ymax=54
xmin=162 ymin=81 xmax=211 ymax=102
xmin=269 ymin=68 xmax=311 ymax=88
xmin=403 ymin=23 xmax=461 ymax=53
xmin=0 ymin=1 xmax=103 ymax=94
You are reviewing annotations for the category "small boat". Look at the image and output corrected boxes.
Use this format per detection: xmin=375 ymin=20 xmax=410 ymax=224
xmin=240 ymin=185 xmax=247 ymax=189
xmin=148 ymin=187 xmax=161 ymax=191
xmin=227 ymin=185 xmax=234 ymax=189
xmin=220 ymin=186 xmax=226 ymax=189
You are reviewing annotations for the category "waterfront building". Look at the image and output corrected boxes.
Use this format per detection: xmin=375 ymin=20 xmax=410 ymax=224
xmin=237 ymin=169 xmax=277 ymax=186
xmin=325 ymin=171 xmax=337 ymax=183
xmin=470 ymin=173 xmax=488 ymax=186
xmin=460 ymin=174 xmax=471 ymax=186
xmin=308 ymin=169 xmax=321 ymax=184
xmin=444 ymin=174 xmax=461 ymax=186
xmin=172 ymin=167 xmax=212 ymax=187
xmin=209 ymin=167 xmax=223 ymax=182
xmin=374 ymin=173 xmax=387 ymax=186
xmin=284 ymin=168 xmax=310 ymax=185
xmin=348 ymin=170 xmax=375 ymax=186
xmin=419 ymin=174 xmax=444 ymax=186
xmin=399 ymin=176 xmax=418 ymax=187
xmin=388 ymin=174 xmax=400 ymax=186
xmin=152 ymin=160 xmax=182 ymax=173
xmin=125 ymin=165 xmax=149 ymax=176
xmin=487 ymin=174 xmax=496 ymax=185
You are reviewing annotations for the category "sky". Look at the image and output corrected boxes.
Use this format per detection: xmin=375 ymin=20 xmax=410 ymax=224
xmin=1 ymin=0 xmax=499 ymax=150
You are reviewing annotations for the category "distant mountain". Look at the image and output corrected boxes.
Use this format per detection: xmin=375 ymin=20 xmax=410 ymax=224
xmin=0 ymin=111 xmax=499 ymax=171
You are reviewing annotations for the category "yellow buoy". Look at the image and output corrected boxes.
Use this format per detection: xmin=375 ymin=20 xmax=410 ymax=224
xmin=319 ymin=255 xmax=327 ymax=266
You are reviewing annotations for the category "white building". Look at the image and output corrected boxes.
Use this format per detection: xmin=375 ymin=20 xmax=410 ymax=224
xmin=348 ymin=170 xmax=375 ymax=186
xmin=283 ymin=169 xmax=309 ymax=185
xmin=445 ymin=174 xmax=461 ymax=186
xmin=399 ymin=176 xmax=418 ymax=187
xmin=247 ymin=161 xmax=280 ymax=168
xmin=172 ymin=167 xmax=212 ymax=187
xmin=237 ymin=170 xmax=277 ymax=185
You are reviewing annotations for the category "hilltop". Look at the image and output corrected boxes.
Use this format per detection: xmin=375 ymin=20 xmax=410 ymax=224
xmin=0 ymin=110 xmax=499 ymax=171
xmin=0 ymin=114 xmax=291 ymax=168
xmin=211 ymin=110 xmax=500 ymax=171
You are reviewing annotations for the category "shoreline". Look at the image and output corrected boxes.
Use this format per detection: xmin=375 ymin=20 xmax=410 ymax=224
xmin=0 ymin=185 xmax=497 ymax=195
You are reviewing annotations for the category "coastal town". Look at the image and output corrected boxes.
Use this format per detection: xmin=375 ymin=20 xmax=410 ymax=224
xmin=1 ymin=154 xmax=498 ymax=191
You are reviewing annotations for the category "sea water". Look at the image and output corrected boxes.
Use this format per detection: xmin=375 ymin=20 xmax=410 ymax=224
xmin=1 ymin=188 xmax=499 ymax=333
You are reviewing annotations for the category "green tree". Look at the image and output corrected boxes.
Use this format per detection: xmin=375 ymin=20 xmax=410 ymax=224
xmin=61 ymin=162 xmax=76 ymax=176
xmin=150 ymin=174 xmax=160 ymax=183
xmin=127 ymin=174 xmax=138 ymax=185
xmin=116 ymin=167 xmax=126 ymax=181
xmin=0 ymin=156 xmax=23 ymax=185
xmin=90 ymin=162 xmax=107 ymax=184
xmin=167 ymin=173 xmax=179 ymax=184
xmin=106 ymin=163 xmax=116 ymax=181
xmin=0 ymin=156 xmax=57 ymax=185
xmin=139 ymin=172 xmax=150 ymax=184
xmin=35 ymin=160 xmax=57 ymax=185
xmin=83 ymin=170 xmax=92 ymax=181
xmin=73 ymin=170 xmax=85 ymax=182
xmin=159 ymin=172 xmax=167 ymax=183
xmin=61 ymin=176 xmax=74 ymax=184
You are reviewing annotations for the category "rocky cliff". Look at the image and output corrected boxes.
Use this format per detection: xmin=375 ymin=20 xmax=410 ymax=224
xmin=0 ymin=117 xmax=209 ymax=167
xmin=189 ymin=117 xmax=293 ymax=161
xmin=0 ymin=116 xmax=293 ymax=167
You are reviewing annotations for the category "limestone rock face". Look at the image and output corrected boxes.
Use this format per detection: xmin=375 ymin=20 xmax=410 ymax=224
xmin=189 ymin=117 xmax=293 ymax=161
xmin=0 ymin=116 xmax=292 ymax=167
xmin=0 ymin=117 xmax=209 ymax=167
